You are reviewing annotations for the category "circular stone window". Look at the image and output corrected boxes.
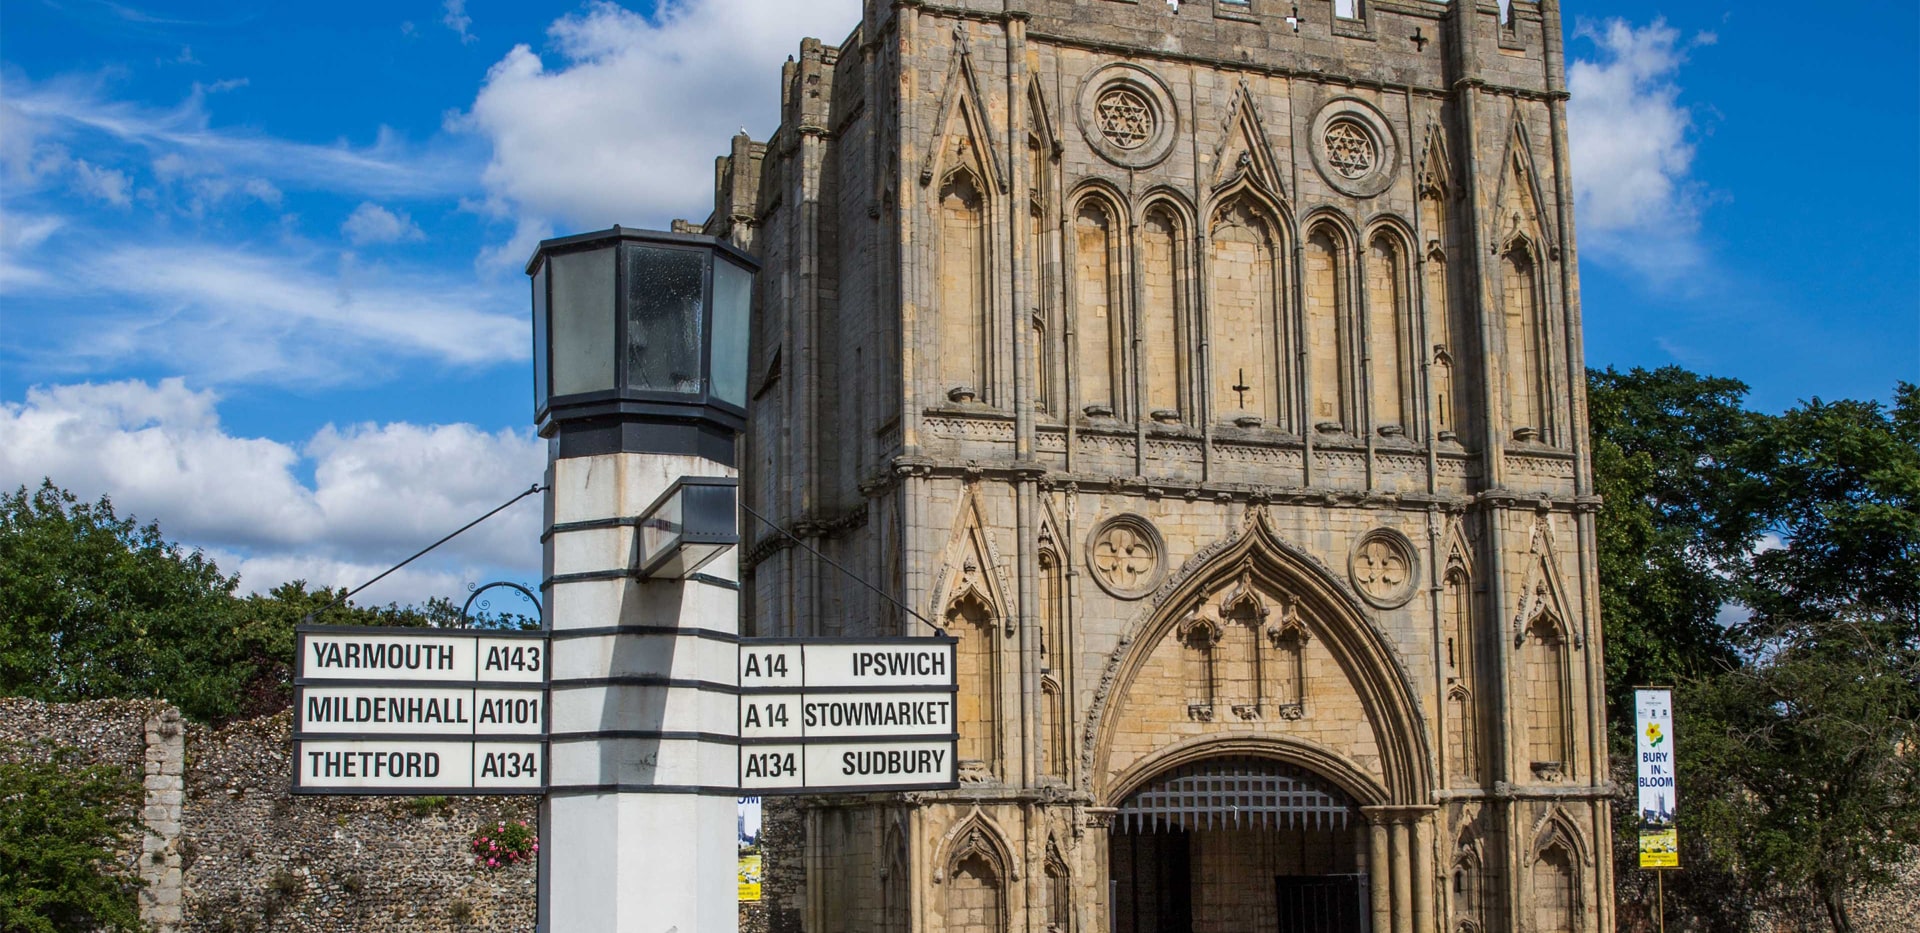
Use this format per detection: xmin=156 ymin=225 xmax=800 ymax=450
xmin=1077 ymin=64 xmax=1177 ymax=169
xmin=1309 ymin=98 xmax=1398 ymax=198
xmin=1348 ymin=528 xmax=1420 ymax=609
xmin=1086 ymin=514 xmax=1167 ymax=600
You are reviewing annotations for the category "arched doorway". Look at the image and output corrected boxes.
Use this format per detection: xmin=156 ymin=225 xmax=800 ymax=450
xmin=1109 ymin=756 xmax=1370 ymax=933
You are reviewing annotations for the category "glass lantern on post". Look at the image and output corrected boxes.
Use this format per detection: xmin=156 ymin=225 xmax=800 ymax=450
xmin=528 ymin=226 xmax=758 ymax=462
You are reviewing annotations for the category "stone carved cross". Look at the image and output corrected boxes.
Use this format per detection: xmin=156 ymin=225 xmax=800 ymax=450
xmin=1353 ymin=538 xmax=1408 ymax=595
xmin=1094 ymin=526 xmax=1154 ymax=589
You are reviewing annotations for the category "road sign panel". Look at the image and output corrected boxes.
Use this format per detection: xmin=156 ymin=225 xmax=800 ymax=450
xmin=297 ymin=626 xmax=546 ymax=685
xmin=293 ymin=739 xmax=545 ymax=794
xmin=297 ymin=685 xmax=545 ymax=737
xmin=738 ymin=691 xmax=954 ymax=740
xmin=737 ymin=739 xmax=955 ymax=793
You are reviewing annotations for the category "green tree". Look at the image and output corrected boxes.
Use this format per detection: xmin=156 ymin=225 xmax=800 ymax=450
xmin=1588 ymin=366 xmax=1770 ymax=725
xmin=1683 ymin=384 xmax=1920 ymax=931
xmin=0 ymin=482 xmax=243 ymax=721
xmin=0 ymin=744 xmax=146 ymax=933
xmin=224 ymin=581 xmax=457 ymax=721
xmin=1 ymin=480 xmax=505 ymax=723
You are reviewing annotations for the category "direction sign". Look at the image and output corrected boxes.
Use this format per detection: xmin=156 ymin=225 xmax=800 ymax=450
xmin=297 ymin=685 xmax=545 ymax=736
xmin=737 ymin=637 xmax=957 ymax=794
xmin=293 ymin=625 xmax=549 ymax=795
xmin=298 ymin=628 xmax=545 ymax=684
xmin=295 ymin=739 xmax=545 ymax=793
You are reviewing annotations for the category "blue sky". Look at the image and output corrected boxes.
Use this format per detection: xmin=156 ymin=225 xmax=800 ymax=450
xmin=2 ymin=0 xmax=1916 ymax=608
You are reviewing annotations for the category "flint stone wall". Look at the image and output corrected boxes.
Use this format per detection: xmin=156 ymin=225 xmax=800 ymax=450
xmin=0 ymin=698 xmax=536 ymax=932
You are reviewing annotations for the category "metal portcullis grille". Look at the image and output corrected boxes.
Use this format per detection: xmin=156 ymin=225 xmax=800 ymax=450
xmin=1114 ymin=756 xmax=1357 ymax=833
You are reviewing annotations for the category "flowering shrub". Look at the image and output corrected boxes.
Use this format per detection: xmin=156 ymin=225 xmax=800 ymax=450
xmin=470 ymin=819 xmax=538 ymax=870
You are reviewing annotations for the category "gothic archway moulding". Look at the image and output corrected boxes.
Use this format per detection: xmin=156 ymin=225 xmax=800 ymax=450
xmin=931 ymin=808 xmax=1022 ymax=884
xmin=1079 ymin=511 xmax=1435 ymax=805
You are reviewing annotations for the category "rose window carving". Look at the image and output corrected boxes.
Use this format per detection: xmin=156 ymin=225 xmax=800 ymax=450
xmin=1324 ymin=119 xmax=1378 ymax=179
xmin=1087 ymin=515 xmax=1165 ymax=598
xmin=1095 ymin=88 xmax=1154 ymax=150
xmin=1349 ymin=529 xmax=1419 ymax=608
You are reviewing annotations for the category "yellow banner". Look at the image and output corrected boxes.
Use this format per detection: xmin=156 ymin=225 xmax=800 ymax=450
xmin=1638 ymin=828 xmax=1679 ymax=869
xmin=738 ymin=853 xmax=764 ymax=902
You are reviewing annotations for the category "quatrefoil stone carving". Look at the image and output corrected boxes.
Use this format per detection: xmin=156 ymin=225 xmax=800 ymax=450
xmin=1088 ymin=515 xmax=1165 ymax=599
xmin=1348 ymin=528 xmax=1419 ymax=609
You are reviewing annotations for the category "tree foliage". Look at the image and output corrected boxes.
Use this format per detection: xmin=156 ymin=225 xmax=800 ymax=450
xmin=0 ymin=743 xmax=146 ymax=933
xmin=0 ymin=480 xmax=494 ymax=723
xmin=1682 ymin=385 xmax=1920 ymax=931
xmin=1588 ymin=366 xmax=1767 ymax=726
xmin=1593 ymin=373 xmax=1920 ymax=932
xmin=0 ymin=482 xmax=242 ymax=721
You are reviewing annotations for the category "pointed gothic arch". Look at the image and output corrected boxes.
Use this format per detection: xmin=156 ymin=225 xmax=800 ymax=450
xmin=1362 ymin=218 xmax=1421 ymax=440
xmin=1067 ymin=184 xmax=1130 ymax=419
xmin=920 ymin=26 xmax=1006 ymax=192
xmin=934 ymin=811 xmax=1016 ymax=933
xmin=1303 ymin=212 xmax=1359 ymax=433
xmin=1206 ymin=186 xmax=1291 ymax=429
xmin=1084 ymin=513 xmax=1434 ymax=805
xmin=1528 ymin=808 xmax=1591 ymax=933
xmin=932 ymin=489 xmax=1012 ymax=780
xmin=1139 ymin=191 xmax=1196 ymax=424
xmin=1210 ymin=80 xmax=1288 ymax=200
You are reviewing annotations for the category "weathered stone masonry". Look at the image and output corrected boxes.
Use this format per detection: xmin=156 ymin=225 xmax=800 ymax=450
xmin=705 ymin=2 xmax=1616 ymax=931
xmin=1 ymin=698 xmax=536 ymax=933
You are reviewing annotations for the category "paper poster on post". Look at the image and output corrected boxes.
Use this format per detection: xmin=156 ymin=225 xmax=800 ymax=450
xmin=1635 ymin=688 xmax=1680 ymax=869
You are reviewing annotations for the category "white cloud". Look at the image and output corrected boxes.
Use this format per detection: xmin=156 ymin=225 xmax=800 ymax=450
xmin=1568 ymin=18 xmax=1710 ymax=279
xmin=341 ymin=201 xmax=426 ymax=245
xmin=5 ymin=239 xmax=521 ymax=386
xmin=70 ymin=159 xmax=134 ymax=205
xmin=0 ymin=379 xmax=544 ymax=606
xmin=5 ymin=72 xmax=474 ymax=202
xmin=457 ymin=0 xmax=856 ymax=261
xmin=443 ymin=0 xmax=477 ymax=44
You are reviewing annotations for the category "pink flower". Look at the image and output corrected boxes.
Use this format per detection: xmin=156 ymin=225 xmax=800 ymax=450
xmin=487 ymin=858 xmax=497 ymax=867
xmin=530 ymin=844 xmax=539 ymax=852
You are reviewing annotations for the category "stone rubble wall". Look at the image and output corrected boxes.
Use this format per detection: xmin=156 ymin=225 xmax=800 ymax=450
xmin=1 ymin=698 xmax=536 ymax=932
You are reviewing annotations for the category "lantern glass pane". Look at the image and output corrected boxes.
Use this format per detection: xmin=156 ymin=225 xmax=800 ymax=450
xmin=710 ymin=257 xmax=752 ymax=408
xmin=640 ymin=486 xmax=684 ymax=570
xmin=625 ymin=245 xmax=705 ymax=396
xmin=549 ymin=247 xmax=617 ymax=396
xmin=531 ymin=263 xmax=549 ymax=414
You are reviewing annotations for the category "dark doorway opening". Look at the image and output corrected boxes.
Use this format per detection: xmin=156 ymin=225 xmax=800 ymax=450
xmin=1108 ymin=756 xmax=1369 ymax=933
xmin=1274 ymin=874 xmax=1369 ymax=933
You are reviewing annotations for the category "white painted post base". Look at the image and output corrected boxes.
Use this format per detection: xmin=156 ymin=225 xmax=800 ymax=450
xmin=540 ymin=451 xmax=740 ymax=933
xmin=544 ymin=794 xmax=738 ymax=931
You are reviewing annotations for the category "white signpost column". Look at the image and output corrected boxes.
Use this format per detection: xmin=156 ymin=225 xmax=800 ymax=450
xmin=542 ymin=453 xmax=742 ymax=933
xmin=528 ymin=227 xmax=762 ymax=933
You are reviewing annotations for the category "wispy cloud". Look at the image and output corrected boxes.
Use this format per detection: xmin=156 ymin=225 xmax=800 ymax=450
xmin=455 ymin=0 xmax=856 ymax=265
xmin=70 ymin=158 xmax=133 ymax=206
xmin=1568 ymin=18 xmax=1713 ymax=281
xmin=4 ymin=72 xmax=476 ymax=202
xmin=0 ymin=379 xmax=543 ymax=605
xmin=7 ymin=239 xmax=521 ymax=386
xmin=442 ymin=0 xmax=477 ymax=45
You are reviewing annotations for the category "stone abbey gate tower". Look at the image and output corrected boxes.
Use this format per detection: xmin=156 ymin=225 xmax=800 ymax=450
xmin=696 ymin=2 xmax=1610 ymax=931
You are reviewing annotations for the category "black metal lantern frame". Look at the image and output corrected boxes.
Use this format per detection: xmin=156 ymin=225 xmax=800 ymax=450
xmin=528 ymin=226 xmax=758 ymax=462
